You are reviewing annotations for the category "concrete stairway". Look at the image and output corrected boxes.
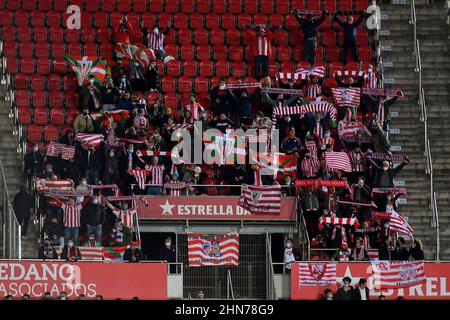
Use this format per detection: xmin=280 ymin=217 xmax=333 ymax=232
xmin=0 ymin=82 xmax=39 ymax=258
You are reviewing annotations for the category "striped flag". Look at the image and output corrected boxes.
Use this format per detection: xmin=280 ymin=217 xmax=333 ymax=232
xmin=239 ymin=184 xmax=281 ymax=215
xmin=78 ymin=247 xmax=104 ymax=260
xmin=46 ymin=142 xmax=76 ymax=160
xmin=129 ymin=169 xmax=150 ymax=190
xmin=204 ymin=132 xmax=246 ymax=165
xmin=75 ymin=133 xmax=104 ymax=148
xmin=115 ymin=43 xmax=152 ymax=68
xmin=331 ymin=87 xmax=361 ymax=108
xmin=318 ymin=216 xmax=360 ymax=230
xmin=305 ymin=140 xmax=317 ymax=156
xmin=298 ymin=262 xmax=337 ymax=286
xmin=299 ymin=99 xmax=337 ymax=121
xmin=188 ymin=233 xmax=239 ymax=267
xmin=66 ymin=55 xmax=106 ymax=86
xmin=368 ymin=249 xmax=379 ymax=261
xmin=389 ymin=210 xmax=414 ymax=238
xmin=338 ymin=121 xmax=369 ymax=137
xmin=136 ymin=150 xmax=172 ymax=157
xmin=35 ymin=178 xmax=74 ymax=194
xmin=325 ymin=151 xmax=352 ymax=172
xmin=296 ymin=66 xmax=326 ymax=78
xmin=334 ymin=70 xmax=364 ymax=78
xmin=371 ymin=260 xmax=425 ymax=289
xmin=102 ymin=246 xmax=130 ymax=261
xmin=276 ymin=154 xmax=298 ymax=178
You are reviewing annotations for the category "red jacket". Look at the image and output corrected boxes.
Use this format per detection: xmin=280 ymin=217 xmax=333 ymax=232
xmin=114 ymin=22 xmax=133 ymax=44
xmin=249 ymin=30 xmax=273 ymax=57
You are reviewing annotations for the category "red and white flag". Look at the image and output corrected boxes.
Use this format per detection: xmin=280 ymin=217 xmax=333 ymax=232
xmin=389 ymin=210 xmax=414 ymax=238
xmin=188 ymin=233 xmax=239 ymax=267
xmin=296 ymin=66 xmax=326 ymax=78
xmin=75 ymin=133 xmax=104 ymax=148
xmin=338 ymin=121 xmax=369 ymax=137
xmin=318 ymin=216 xmax=360 ymax=230
xmin=35 ymin=178 xmax=74 ymax=194
xmin=298 ymin=262 xmax=337 ymax=286
xmin=331 ymin=87 xmax=361 ymax=108
xmin=325 ymin=151 xmax=352 ymax=172
xmin=371 ymin=260 xmax=425 ymax=289
xmin=136 ymin=150 xmax=172 ymax=157
xmin=129 ymin=169 xmax=150 ymax=190
xmin=46 ymin=142 xmax=76 ymax=160
xmin=239 ymin=184 xmax=281 ymax=215
xmin=78 ymin=247 xmax=104 ymax=260
xmin=368 ymin=249 xmax=379 ymax=261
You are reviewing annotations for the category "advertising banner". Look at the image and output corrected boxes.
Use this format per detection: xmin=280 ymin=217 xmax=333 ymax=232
xmin=291 ymin=262 xmax=450 ymax=300
xmin=0 ymin=261 xmax=167 ymax=299
xmin=136 ymin=196 xmax=297 ymax=221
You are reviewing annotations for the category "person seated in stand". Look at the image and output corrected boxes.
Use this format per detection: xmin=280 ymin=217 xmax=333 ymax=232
xmin=61 ymin=238 xmax=82 ymax=262
xmin=350 ymin=237 xmax=369 ymax=261
xmin=38 ymin=237 xmax=57 ymax=260
xmin=281 ymin=128 xmax=302 ymax=155
xmin=145 ymin=60 xmax=160 ymax=92
xmin=142 ymin=24 xmax=170 ymax=60
xmin=123 ymin=242 xmax=144 ymax=263
xmin=84 ymin=233 xmax=100 ymax=247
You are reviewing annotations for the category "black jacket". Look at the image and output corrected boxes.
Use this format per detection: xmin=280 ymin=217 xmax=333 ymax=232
xmin=409 ymin=247 xmax=425 ymax=260
xmin=334 ymin=14 xmax=365 ymax=43
xmin=295 ymin=13 xmax=326 ymax=39
xmin=124 ymin=248 xmax=144 ymax=262
xmin=158 ymin=246 xmax=176 ymax=262
xmin=335 ymin=286 xmax=355 ymax=300
xmin=61 ymin=246 xmax=82 ymax=261
xmin=13 ymin=190 xmax=34 ymax=218
xmin=24 ymin=151 xmax=44 ymax=177
xmin=38 ymin=245 xmax=57 ymax=260
xmin=368 ymin=158 xmax=407 ymax=188
xmin=81 ymin=203 xmax=106 ymax=226
xmin=353 ymin=286 xmax=370 ymax=300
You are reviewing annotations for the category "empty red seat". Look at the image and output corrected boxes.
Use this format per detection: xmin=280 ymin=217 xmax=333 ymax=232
xmin=229 ymin=45 xmax=243 ymax=61
xmin=31 ymin=10 xmax=45 ymax=26
xmin=0 ymin=10 xmax=13 ymax=26
xmin=85 ymin=0 xmax=100 ymax=12
xmin=49 ymin=28 xmax=63 ymax=42
xmin=133 ymin=0 xmax=147 ymax=13
xmin=98 ymin=28 xmax=112 ymax=43
xmin=324 ymin=1 xmax=337 ymax=12
xmin=237 ymin=13 xmax=251 ymax=29
xmin=356 ymin=1 xmax=367 ymax=11
xmin=162 ymin=76 xmax=176 ymax=92
xmin=118 ymin=0 xmax=131 ymax=12
xmin=45 ymin=11 xmax=60 ymax=29
xmin=244 ymin=0 xmax=257 ymax=14
xmin=192 ymin=0 xmax=207 ymax=13
xmin=196 ymin=45 xmax=211 ymax=60
xmin=6 ymin=58 xmax=19 ymax=74
xmin=35 ymin=42 xmax=49 ymax=58
xmin=260 ymin=0 xmax=273 ymax=14
xmin=81 ymin=27 xmax=95 ymax=43
xmin=93 ymin=11 xmax=107 ymax=28
xmin=49 ymin=91 xmax=63 ymax=108
xmin=194 ymin=76 xmax=209 ymax=93
xmin=15 ymin=91 xmax=31 ymax=108
xmin=65 ymin=28 xmax=80 ymax=42
xmin=101 ymin=0 xmax=115 ymax=12
xmin=277 ymin=46 xmax=291 ymax=62
xmin=183 ymin=60 xmax=197 ymax=77
xmin=45 ymin=74 xmax=61 ymax=91
xmin=141 ymin=12 xmax=156 ymax=28
xmin=65 ymin=92 xmax=79 ymax=109
xmin=195 ymin=61 xmax=213 ymax=79
xmin=213 ymin=0 xmax=226 ymax=14
xmin=18 ymin=107 xmax=32 ymax=125
xmin=165 ymin=0 xmax=179 ymax=13
xmin=269 ymin=13 xmax=283 ymax=27
xmin=229 ymin=0 xmax=242 ymax=14
xmin=33 ymin=26 xmax=48 ymax=42
xmin=194 ymin=28 xmax=209 ymax=45
xmin=213 ymin=45 xmax=228 ymax=61
xmin=180 ymin=44 xmax=195 ymax=61
xmin=222 ymin=13 xmax=236 ymax=30
xmin=50 ymin=42 xmax=66 ymax=59
xmin=254 ymin=13 xmax=267 ymax=25
xmin=3 ymin=42 xmax=16 ymax=58
xmin=14 ymin=74 xmax=29 ymax=90
xmin=339 ymin=0 xmax=353 ymax=11
xmin=215 ymin=60 xmax=230 ymax=77
xmin=180 ymin=0 xmax=194 ymax=13
xmin=67 ymin=43 xmax=82 ymax=56
xmin=17 ymin=26 xmax=32 ymax=42
xmin=206 ymin=13 xmax=220 ymax=30
xmin=277 ymin=0 xmax=289 ymax=14
xmin=232 ymin=62 xmax=246 ymax=77
xmin=66 ymin=108 xmax=79 ymax=125
xmin=325 ymin=47 xmax=340 ymax=62
xmin=34 ymin=108 xmax=48 ymax=125
xmin=63 ymin=74 xmax=77 ymax=91
xmin=178 ymin=76 xmax=193 ymax=93
xmin=306 ymin=0 xmax=320 ymax=10
xmin=109 ymin=11 xmax=122 ymax=27
xmin=1 ymin=25 xmax=15 ymax=41
xmin=53 ymin=59 xmax=68 ymax=74
xmin=226 ymin=29 xmax=241 ymax=45
xmin=149 ymin=0 xmax=162 ymax=13
xmin=189 ymin=12 xmax=203 ymax=29
xmin=165 ymin=43 xmax=179 ymax=59
xmin=174 ymin=12 xmax=187 ymax=29
xmin=210 ymin=29 xmax=225 ymax=45
xmin=14 ymin=10 xmax=29 ymax=26
xmin=19 ymin=43 xmax=33 ymax=58
xmin=53 ymin=0 xmax=68 ymax=12
xmin=359 ymin=46 xmax=372 ymax=61
xmin=20 ymin=59 xmax=35 ymax=74
xmin=44 ymin=125 xmax=59 ymax=142
xmin=273 ymin=30 xmax=288 ymax=46
xmin=33 ymin=91 xmax=47 ymax=109
xmin=177 ymin=28 xmax=192 ymax=45
xmin=22 ymin=0 xmax=37 ymax=11
xmin=49 ymin=107 xmax=65 ymax=126
xmin=291 ymin=0 xmax=305 ymax=10
xmin=285 ymin=14 xmax=298 ymax=30
xmin=30 ymin=74 xmax=45 ymax=91
xmin=27 ymin=125 xmax=42 ymax=143
xmin=322 ymin=30 xmax=337 ymax=47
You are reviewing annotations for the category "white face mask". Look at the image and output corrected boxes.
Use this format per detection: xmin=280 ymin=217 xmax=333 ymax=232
xmin=109 ymin=151 xmax=115 ymax=158
xmin=68 ymin=242 xmax=74 ymax=248
xmin=382 ymin=166 xmax=389 ymax=171
xmin=81 ymin=180 xmax=87 ymax=186
xmin=286 ymin=243 xmax=292 ymax=248
xmin=61 ymin=297 xmax=67 ymax=300
xmin=92 ymin=199 xmax=99 ymax=205
xmin=367 ymin=68 xmax=373 ymax=73
xmin=33 ymin=146 xmax=39 ymax=152
xmin=324 ymin=133 xmax=330 ymax=138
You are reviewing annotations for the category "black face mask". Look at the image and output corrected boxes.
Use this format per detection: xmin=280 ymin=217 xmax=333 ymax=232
xmin=82 ymin=112 xmax=88 ymax=116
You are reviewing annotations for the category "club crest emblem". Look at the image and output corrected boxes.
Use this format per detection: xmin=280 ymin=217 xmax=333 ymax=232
xmin=202 ymin=241 xmax=222 ymax=257
xmin=310 ymin=264 xmax=326 ymax=280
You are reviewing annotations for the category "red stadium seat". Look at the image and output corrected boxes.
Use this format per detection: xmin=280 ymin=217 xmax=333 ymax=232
xmin=183 ymin=60 xmax=197 ymax=77
xmin=269 ymin=13 xmax=283 ymax=27
xmin=164 ymin=92 xmax=178 ymax=109
xmin=49 ymin=28 xmax=64 ymax=43
xmin=196 ymin=45 xmax=211 ymax=60
xmin=237 ymin=14 xmax=251 ymax=29
xmin=134 ymin=0 xmax=148 ymax=13
xmin=130 ymin=29 xmax=143 ymax=44
xmin=210 ymin=29 xmax=225 ymax=45
xmin=174 ymin=12 xmax=188 ymax=29
xmin=81 ymin=27 xmax=95 ymax=43
xmin=181 ymin=0 xmax=195 ymax=14
xmin=194 ymin=76 xmax=209 ymax=93
xmin=18 ymin=26 xmax=32 ymax=42
xmin=101 ymin=0 xmax=115 ymax=12
xmin=199 ymin=60 xmax=213 ymax=77
xmin=213 ymin=0 xmax=226 ymax=14
xmin=291 ymin=0 xmax=305 ymax=10
xmin=118 ymin=0 xmax=131 ymax=13
xmin=178 ymin=76 xmax=193 ymax=93
xmin=226 ymin=29 xmax=241 ymax=45
xmin=177 ymin=28 xmax=192 ymax=45
xmin=339 ymin=0 xmax=353 ymax=11
xmin=165 ymin=0 xmax=178 ymax=14
xmin=34 ymin=108 xmax=48 ymax=125
xmin=45 ymin=10 xmax=60 ymax=28
xmin=162 ymin=76 xmax=176 ymax=93
xmin=94 ymin=11 xmax=108 ymax=28
xmin=273 ymin=30 xmax=288 ymax=46
xmin=325 ymin=47 xmax=340 ymax=62
xmin=244 ymin=0 xmax=257 ymax=14
xmin=19 ymin=43 xmax=33 ymax=58
xmin=165 ymin=43 xmax=179 ymax=59
xmin=98 ymin=28 xmax=112 ymax=43
xmin=53 ymin=0 xmax=68 ymax=12
xmin=33 ymin=91 xmax=47 ymax=109
xmin=359 ymin=46 xmax=372 ymax=61
xmin=53 ymin=59 xmax=68 ymax=74
xmin=324 ymin=1 xmax=337 ymax=12
xmin=67 ymin=43 xmax=82 ymax=57
xmin=15 ymin=91 xmax=30 ymax=108
xmin=63 ymin=74 xmax=77 ymax=91
xmin=31 ymin=11 xmax=45 ymax=27
xmin=229 ymin=45 xmax=243 ymax=61
xmin=189 ymin=12 xmax=204 ymax=29
xmin=18 ymin=107 xmax=32 ymax=125
xmin=356 ymin=1 xmax=367 ymax=11
xmin=20 ymin=59 xmax=35 ymax=74
xmin=229 ymin=0 xmax=242 ymax=14
xmin=50 ymin=108 xmax=65 ymax=126
xmin=0 ymin=10 xmax=13 ymax=26
xmin=109 ymin=11 xmax=122 ymax=28
xmin=197 ymin=0 xmax=210 ymax=13
xmin=221 ymin=13 xmax=236 ymax=30
xmin=277 ymin=0 xmax=289 ymax=14
xmin=206 ymin=13 xmax=220 ymax=30
xmin=285 ymin=14 xmax=298 ymax=30
xmin=213 ymin=44 xmax=228 ymax=61
xmin=99 ymin=43 xmax=113 ymax=58
xmin=49 ymin=91 xmax=63 ymax=108
xmin=44 ymin=125 xmax=59 ymax=142
xmin=215 ymin=60 xmax=230 ymax=77
xmin=180 ymin=44 xmax=195 ymax=61
xmin=149 ymin=0 xmax=162 ymax=13
xmin=65 ymin=28 xmax=80 ymax=43
xmin=65 ymin=92 xmax=79 ymax=109
xmin=30 ymin=74 xmax=45 ymax=91
xmin=86 ymin=0 xmax=100 ymax=12
xmin=1 ymin=25 xmax=15 ymax=41
xmin=306 ymin=0 xmax=320 ymax=10
xmin=14 ymin=10 xmax=29 ymax=26
xmin=51 ymin=42 xmax=66 ymax=59
xmin=260 ymin=0 xmax=274 ymax=14
xmin=6 ymin=58 xmax=19 ymax=74
xmin=66 ymin=108 xmax=79 ymax=125
xmin=33 ymin=26 xmax=48 ymax=42
xmin=232 ymin=62 xmax=246 ymax=77
xmin=27 ymin=125 xmax=42 ymax=143
xmin=3 ymin=42 xmax=16 ymax=58
xmin=277 ymin=46 xmax=291 ymax=62
xmin=46 ymin=74 xmax=61 ymax=91
xmin=194 ymin=28 xmax=209 ymax=45
xmin=253 ymin=13 xmax=267 ymax=25
xmin=14 ymin=73 xmax=29 ymax=90
xmin=141 ymin=12 xmax=156 ymax=28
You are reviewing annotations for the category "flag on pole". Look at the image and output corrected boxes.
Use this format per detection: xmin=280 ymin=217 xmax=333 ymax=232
xmin=298 ymin=262 xmax=337 ymax=286
xmin=188 ymin=233 xmax=239 ymax=267
xmin=66 ymin=55 xmax=106 ymax=86
xmin=371 ymin=260 xmax=425 ymax=289
xmin=115 ymin=43 xmax=152 ymax=68
xmin=46 ymin=142 xmax=76 ymax=160
xmin=331 ymin=87 xmax=361 ymax=108
xmin=325 ymin=151 xmax=352 ymax=172
xmin=239 ymin=184 xmax=281 ymax=215
xmin=389 ymin=210 xmax=414 ymax=238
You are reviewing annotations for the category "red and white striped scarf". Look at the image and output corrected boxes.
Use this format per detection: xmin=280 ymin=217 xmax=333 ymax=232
xmin=363 ymin=72 xmax=378 ymax=89
xmin=307 ymin=83 xmax=322 ymax=98
xmin=320 ymin=137 xmax=335 ymax=150
xmin=186 ymin=102 xmax=204 ymax=120
xmin=164 ymin=181 xmax=187 ymax=196
xmin=319 ymin=216 xmax=360 ymax=230
xmin=113 ymin=208 xmax=135 ymax=228
xmin=301 ymin=157 xmax=320 ymax=178
xmin=129 ymin=169 xmax=150 ymax=189
xmin=313 ymin=120 xmax=323 ymax=138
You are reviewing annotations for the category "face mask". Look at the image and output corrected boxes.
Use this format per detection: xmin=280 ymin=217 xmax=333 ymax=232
xmin=153 ymin=29 xmax=159 ymax=34
xmin=383 ymin=166 xmax=389 ymax=171
xmin=110 ymin=151 xmax=115 ymax=158
xmin=48 ymin=168 xmax=53 ymax=173
xmin=384 ymin=223 xmax=389 ymax=228
xmin=33 ymin=146 xmax=39 ymax=152
xmin=367 ymin=68 xmax=373 ymax=73
xmin=61 ymin=297 xmax=67 ymax=300
xmin=68 ymin=243 xmax=74 ymax=248
xmin=89 ymin=79 xmax=94 ymax=84
xmin=127 ymin=149 xmax=134 ymax=154
xmin=324 ymin=133 xmax=330 ymax=138
xmin=89 ymin=238 xmax=95 ymax=241
xmin=81 ymin=180 xmax=87 ymax=186
xmin=165 ymin=242 xmax=171 ymax=247
xmin=286 ymin=243 xmax=292 ymax=248
xmin=92 ymin=199 xmax=99 ymax=205
xmin=83 ymin=111 xmax=88 ymax=116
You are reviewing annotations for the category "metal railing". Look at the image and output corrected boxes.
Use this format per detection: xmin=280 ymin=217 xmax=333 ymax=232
xmin=410 ymin=0 xmax=440 ymax=260
xmin=226 ymin=269 xmax=235 ymax=300
xmin=0 ymin=160 xmax=21 ymax=259
xmin=265 ymin=233 xmax=277 ymax=300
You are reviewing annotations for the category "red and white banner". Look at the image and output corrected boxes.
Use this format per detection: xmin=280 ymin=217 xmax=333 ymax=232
xmin=75 ymin=133 xmax=104 ymax=148
xmin=35 ymin=178 xmax=74 ymax=194
xmin=296 ymin=66 xmax=326 ymax=78
xmin=332 ymin=87 xmax=361 ymax=108
xmin=298 ymin=262 xmax=337 ymax=286
xmin=46 ymin=142 xmax=76 ymax=160
xmin=291 ymin=262 xmax=450 ymax=300
xmin=136 ymin=196 xmax=296 ymax=221
xmin=239 ymin=184 xmax=282 ymax=215
xmin=372 ymin=260 xmax=425 ymax=289
xmin=0 ymin=261 xmax=167 ymax=299
xmin=325 ymin=151 xmax=352 ymax=172
xmin=188 ymin=233 xmax=239 ymax=267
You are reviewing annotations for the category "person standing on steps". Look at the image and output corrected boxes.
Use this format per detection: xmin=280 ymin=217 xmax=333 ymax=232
xmin=13 ymin=186 xmax=34 ymax=239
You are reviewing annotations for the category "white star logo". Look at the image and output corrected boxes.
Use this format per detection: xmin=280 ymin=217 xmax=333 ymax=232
xmin=160 ymin=200 xmax=175 ymax=215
